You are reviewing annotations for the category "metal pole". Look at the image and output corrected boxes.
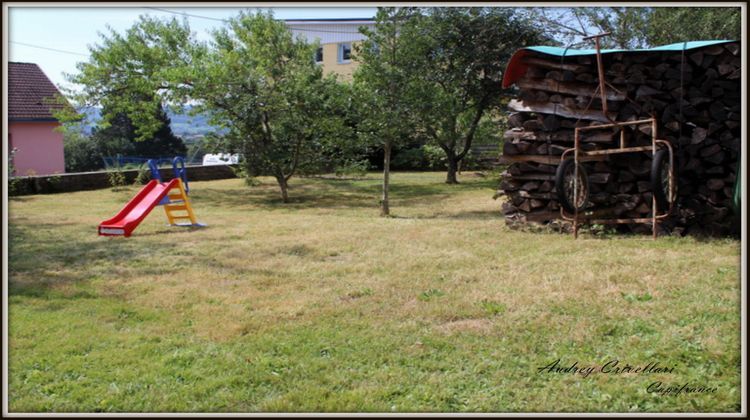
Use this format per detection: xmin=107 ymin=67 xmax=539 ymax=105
xmin=595 ymin=36 xmax=608 ymax=117
xmin=573 ymin=127 xmax=581 ymax=239
xmin=652 ymin=118 xmax=657 ymax=239
xmin=583 ymin=32 xmax=612 ymax=119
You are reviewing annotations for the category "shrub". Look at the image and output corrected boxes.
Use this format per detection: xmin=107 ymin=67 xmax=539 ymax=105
xmin=230 ymin=164 xmax=260 ymax=187
xmin=391 ymin=147 xmax=429 ymax=170
xmin=134 ymin=164 xmax=152 ymax=185
xmin=421 ymin=144 xmax=446 ymax=170
xmin=334 ymin=160 xmax=370 ymax=178
xmin=107 ymin=167 xmax=128 ymax=189
xmin=64 ymin=132 xmax=104 ymax=172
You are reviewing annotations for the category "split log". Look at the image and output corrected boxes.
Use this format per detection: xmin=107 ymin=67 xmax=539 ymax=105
xmin=508 ymin=99 xmax=616 ymax=122
xmin=517 ymin=77 xmax=626 ymax=101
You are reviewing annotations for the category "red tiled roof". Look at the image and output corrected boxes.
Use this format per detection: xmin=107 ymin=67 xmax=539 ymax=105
xmin=9 ymin=62 xmax=70 ymax=121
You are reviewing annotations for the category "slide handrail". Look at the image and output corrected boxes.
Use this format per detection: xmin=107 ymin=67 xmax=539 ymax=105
xmin=147 ymin=159 xmax=162 ymax=183
xmin=172 ymin=157 xmax=189 ymax=194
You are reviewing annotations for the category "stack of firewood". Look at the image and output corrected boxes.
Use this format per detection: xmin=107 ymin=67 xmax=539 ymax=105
xmin=497 ymin=41 xmax=741 ymax=235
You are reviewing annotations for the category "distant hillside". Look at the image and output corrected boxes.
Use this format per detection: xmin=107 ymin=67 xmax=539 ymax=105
xmin=79 ymin=106 xmax=221 ymax=138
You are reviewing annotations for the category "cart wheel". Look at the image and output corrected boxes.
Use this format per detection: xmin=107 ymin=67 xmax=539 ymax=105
xmin=651 ymin=149 xmax=675 ymax=212
xmin=555 ymin=158 xmax=590 ymax=213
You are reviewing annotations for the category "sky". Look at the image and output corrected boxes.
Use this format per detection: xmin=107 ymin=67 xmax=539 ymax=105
xmin=7 ymin=6 xmax=377 ymax=91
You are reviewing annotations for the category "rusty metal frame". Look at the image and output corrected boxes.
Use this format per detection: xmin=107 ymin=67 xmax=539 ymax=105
xmin=557 ymin=33 xmax=676 ymax=239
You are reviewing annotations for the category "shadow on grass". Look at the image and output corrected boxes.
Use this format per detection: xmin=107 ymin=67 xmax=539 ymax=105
xmin=8 ymin=223 xmax=179 ymax=300
xmin=388 ymin=209 xmax=501 ymax=221
xmin=195 ymin=174 xmax=498 ymax=211
xmin=9 ymin=196 xmax=34 ymax=203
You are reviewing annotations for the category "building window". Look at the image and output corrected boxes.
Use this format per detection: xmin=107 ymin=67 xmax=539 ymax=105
xmin=315 ymin=47 xmax=323 ymax=64
xmin=338 ymin=43 xmax=352 ymax=63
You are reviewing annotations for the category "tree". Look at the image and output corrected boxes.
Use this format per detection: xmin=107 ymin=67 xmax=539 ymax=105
xmin=68 ymin=16 xmax=196 ymax=142
xmin=68 ymin=12 xmax=351 ymax=202
xmin=645 ymin=7 xmax=741 ymax=46
xmin=63 ymin=130 xmax=104 ymax=172
xmin=406 ymin=7 xmax=547 ymax=183
xmin=186 ymin=11 xmax=348 ymax=202
xmin=91 ymin=105 xmax=186 ymax=159
xmin=530 ymin=7 xmax=741 ymax=49
xmin=354 ymin=7 xmax=422 ymax=216
xmin=62 ymin=103 xmax=186 ymax=173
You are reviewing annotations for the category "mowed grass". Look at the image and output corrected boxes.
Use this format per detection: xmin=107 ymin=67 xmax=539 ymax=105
xmin=8 ymin=172 xmax=741 ymax=413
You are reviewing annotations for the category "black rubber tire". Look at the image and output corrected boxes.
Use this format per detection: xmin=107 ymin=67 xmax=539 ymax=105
xmin=651 ymin=149 xmax=674 ymax=212
xmin=555 ymin=158 xmax=590 ymax=213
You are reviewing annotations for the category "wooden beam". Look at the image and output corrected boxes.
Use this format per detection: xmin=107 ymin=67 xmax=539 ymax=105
xmin=499 ymin=154 xmax=606 ymax=165
xmin=508 ymin=99 xmax=615 ymax=122
xmin=521 ymin=56 xmax=588 ymax=73
xmin=516 ymin=77 xmax=626 ymax=101
xmin=501 ymin=172 xmax=556 ymax=181
xmin=523 ymin=210 xmax=560 ymax=223
xmin=504 ymin=129 xmax=615 ymax=143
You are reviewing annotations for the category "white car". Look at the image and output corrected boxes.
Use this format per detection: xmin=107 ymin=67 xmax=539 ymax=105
xmin=202 ymin=153 xmax=239 ymax=166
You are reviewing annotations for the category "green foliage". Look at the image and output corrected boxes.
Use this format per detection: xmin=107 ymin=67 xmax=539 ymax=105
xmin=134 ymin=164 xmax=152 ymax=186
xmin=185 ymin=11 xmax=352 ymax=200
xmin=230 ymin=164 xmax=260 ymax=187
xmin=354 ymin=7 xmax=424 ymax=214
xmin=68 ymin=15 xmax=197 ymax=141
xmin=107 ymin=167 xmax=127 ymax=189
xmin=391 ymin=147 xmax=430 ymax=170
xmin=354 ymin=8 xmax=421 ymax=151
xmin=621 ymin=292 xmax=653 ymax=303
xmin=91 ymin=106 xmax=186 ymax=159
xmin=68 ymin=11 xmax=357 ymax=202
xmin=646 ymin=7 xmax=741 ymax=45
xmin=333 ymin=160 xmax=370 ymax=178
xmin=531 ymin=7 xmax=741 ymax=49
xmin=357 ymin=7 xmax=545 ymax=184
xmin=478 ymin=300 xmax=507 ymax=316
xmin=8 ymin=146 xmax=18 ymax=177
xmin=8 ymin=148 xmax=26 ymax=196
xmin=63 ymin=129 xmax=103 ymax=172
xmin=418 ymin=288 xmax=445 ymax=301
xmin=421 ymin=144 xmax=447 ymax=170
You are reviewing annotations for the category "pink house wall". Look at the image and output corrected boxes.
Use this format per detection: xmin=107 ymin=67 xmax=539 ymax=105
xmin=8 ymin=121 xmax=66 ymax=176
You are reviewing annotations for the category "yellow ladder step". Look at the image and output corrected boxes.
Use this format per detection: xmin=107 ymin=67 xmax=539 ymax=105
xmin=163 ymin=179 xmax=199 ymax=226
xmin=165 ymin=204 xmax=188 ymax=211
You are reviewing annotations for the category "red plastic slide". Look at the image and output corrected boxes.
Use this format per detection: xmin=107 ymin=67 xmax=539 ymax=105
xmin=98 ymin=179 xmax=179 ymax=237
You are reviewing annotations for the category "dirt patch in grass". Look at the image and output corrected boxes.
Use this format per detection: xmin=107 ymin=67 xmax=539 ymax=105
xmin=435 ymin=318 xmax=494 ymax=335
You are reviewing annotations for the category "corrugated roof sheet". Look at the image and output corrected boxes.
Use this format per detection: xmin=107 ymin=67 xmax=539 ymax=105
xmin=8 ymin=62 xmax=68 ymax=121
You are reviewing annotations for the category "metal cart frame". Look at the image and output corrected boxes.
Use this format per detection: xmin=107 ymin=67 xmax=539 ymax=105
xmin=557 ymin=33 xmax=676 ymax=239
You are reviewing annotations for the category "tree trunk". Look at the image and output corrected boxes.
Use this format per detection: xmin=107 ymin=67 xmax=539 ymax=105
xmin=446 ymin=151 xmax=459 ymax=184
xmin=381 ymin=141 xmax=391 ymax=217
xmin=276 ymin=175 xmax=289 ymax=203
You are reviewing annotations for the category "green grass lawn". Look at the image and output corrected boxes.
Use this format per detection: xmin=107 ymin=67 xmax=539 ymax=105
xmin=7 ymin=172 xmax=741 ymax=413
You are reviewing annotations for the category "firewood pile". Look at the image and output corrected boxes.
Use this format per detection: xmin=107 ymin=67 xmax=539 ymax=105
xmin=497 ymin=41 xmax=741 ymax=236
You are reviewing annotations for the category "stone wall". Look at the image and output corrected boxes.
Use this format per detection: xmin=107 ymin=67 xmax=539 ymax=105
xmin=9 ymin=164 xmax=238 ymax=196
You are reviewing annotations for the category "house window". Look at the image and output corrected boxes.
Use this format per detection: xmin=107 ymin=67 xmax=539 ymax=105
xmin=315 ymin=47 xmax=323 ymax=64
xmin=338 ymin=43 xmax=352 ymax=63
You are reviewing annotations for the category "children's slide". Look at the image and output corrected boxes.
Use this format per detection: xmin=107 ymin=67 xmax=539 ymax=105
xmin=98 ymin=178 xmax=179 ymax=237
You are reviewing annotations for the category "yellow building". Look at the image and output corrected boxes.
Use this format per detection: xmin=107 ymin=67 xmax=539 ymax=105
xmin=285 ymin=18 xmax=376 ymax=81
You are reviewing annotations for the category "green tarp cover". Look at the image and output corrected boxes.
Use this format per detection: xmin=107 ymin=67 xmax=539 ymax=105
xmin=524 ymin=40 xmax=736 ymax=57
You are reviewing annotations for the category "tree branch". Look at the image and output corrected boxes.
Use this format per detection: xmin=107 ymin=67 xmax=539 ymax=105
xmin=456 ymin=99 xmax=486 ymax=161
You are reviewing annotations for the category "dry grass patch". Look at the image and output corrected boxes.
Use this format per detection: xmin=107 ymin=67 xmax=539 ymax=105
xmin=8 ymin=172 xmax=741 ymax=413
